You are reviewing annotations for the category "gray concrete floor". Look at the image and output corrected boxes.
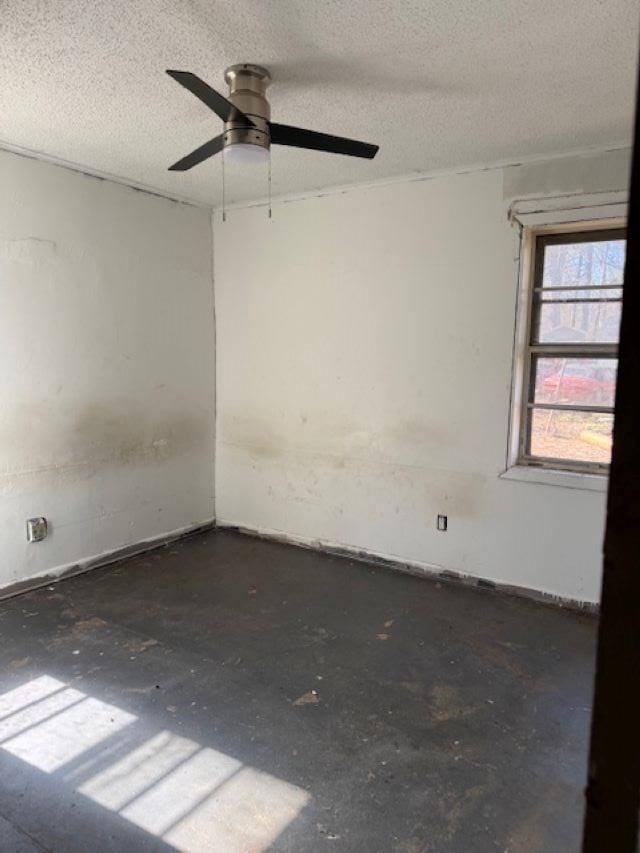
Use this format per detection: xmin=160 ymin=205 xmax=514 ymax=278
xmin=0 ymin=529 xmax=596 ymax=852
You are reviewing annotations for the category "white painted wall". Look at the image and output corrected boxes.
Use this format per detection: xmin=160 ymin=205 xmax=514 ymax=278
xmin=0 ymin=150 xmax=215 ymax=592
xmin=214 ymin=149 xmax=630 ymax=605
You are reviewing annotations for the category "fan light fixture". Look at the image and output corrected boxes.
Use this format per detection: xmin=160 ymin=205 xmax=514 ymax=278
xmin=166 ymin=63 xmax=379 ymax=172
xmin=224 ymin=142 xmax=270 ymax=165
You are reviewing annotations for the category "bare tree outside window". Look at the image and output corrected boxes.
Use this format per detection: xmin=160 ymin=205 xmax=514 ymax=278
xmin=519 ymin=228 xmax=626 ymax=473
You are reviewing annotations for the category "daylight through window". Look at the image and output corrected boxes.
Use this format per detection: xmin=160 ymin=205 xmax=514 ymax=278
xmin=519 ymin=227 xmax=626 ymax=472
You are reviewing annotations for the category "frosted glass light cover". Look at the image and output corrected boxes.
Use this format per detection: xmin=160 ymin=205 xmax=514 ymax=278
xmin=225 ymin=143 xmax=269 ymax=165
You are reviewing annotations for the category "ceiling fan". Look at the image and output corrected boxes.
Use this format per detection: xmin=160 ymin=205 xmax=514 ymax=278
xmin=166 ymin=63 xmax=379 ymax=170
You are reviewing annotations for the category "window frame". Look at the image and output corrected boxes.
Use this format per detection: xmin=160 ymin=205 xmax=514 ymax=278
xmin=512 ymin=221 xmax=626 ymax=477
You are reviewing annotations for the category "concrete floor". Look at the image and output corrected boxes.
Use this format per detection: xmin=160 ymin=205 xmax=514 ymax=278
xmin=0 ymin=529 xmax=596 ymax=852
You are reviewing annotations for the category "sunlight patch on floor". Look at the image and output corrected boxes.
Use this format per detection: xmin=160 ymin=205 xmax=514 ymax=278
xmin=0 ymin=676 xmax=309 ymax=852
xmin=0 ymin=675 xmax=65 ymax=718
xmin=0 ymin=675 xmax=135 ymax=772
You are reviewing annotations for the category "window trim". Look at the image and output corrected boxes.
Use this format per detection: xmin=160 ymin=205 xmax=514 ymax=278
xmin=506 ymin=217 xmax=626 ymax=481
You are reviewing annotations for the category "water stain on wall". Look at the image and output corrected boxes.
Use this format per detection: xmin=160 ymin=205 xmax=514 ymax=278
xmin=0 ymin=400 xmax=210 ymax=483
xmin=222 ymin=409 xmax=453 ymax=462
xmin=220 ymin=411 xmax=284 ymax=460
xmin=384 ymin=418 xmax=454 ymax=452
xmin=431 ymin=472 xmax=487 ymax=519
xmin=222 ymin=408 xmax=487 ymax=520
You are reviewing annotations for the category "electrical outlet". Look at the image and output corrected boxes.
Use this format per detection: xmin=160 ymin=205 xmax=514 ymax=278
xmin=26 ymin=517 xmax=48 ymax=542
xmin=437 ymin=514 xmax=448 ymax=532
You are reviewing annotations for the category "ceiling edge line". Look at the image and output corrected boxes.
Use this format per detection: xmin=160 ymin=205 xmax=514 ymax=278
xmin=214 ymin=142 xmax=631 ymax=214
xmin=0 ymin=139 xmax=211 ymax=209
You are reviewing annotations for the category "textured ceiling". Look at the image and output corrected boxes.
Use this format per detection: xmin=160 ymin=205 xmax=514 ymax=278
xmin=1 ymin=0 xmax=638 ymax=206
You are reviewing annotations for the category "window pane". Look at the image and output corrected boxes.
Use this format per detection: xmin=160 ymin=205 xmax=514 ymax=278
xmin=534 ymin=296 xmax=621 ymax=343
xmin=532 ymin=357 xmax=617 ymax=407
xmin=542 ymin=240 xmax=626 ymax=288
xmin=529 ymin=408 xmax=613 ymax=464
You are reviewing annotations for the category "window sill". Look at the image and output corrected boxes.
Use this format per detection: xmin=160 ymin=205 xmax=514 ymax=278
xmin=499 ymin=465 xmax=608 ymax=492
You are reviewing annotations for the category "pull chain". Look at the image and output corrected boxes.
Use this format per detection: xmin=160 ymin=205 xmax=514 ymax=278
xmin=221 ymin=147 xmax=227 ymax=223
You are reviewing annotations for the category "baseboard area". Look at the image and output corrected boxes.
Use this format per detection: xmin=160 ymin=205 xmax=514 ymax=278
xmin=0 ymin=519 xmax=216 ymax=601
xmin=1 ymin=517 xmax=598 ymax=614
xmin=216 ymin=520 xmax=599 ymax=614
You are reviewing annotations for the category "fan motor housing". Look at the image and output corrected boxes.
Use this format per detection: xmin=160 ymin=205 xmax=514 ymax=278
xmin=223 ymin=64 xmax=271 ymax=152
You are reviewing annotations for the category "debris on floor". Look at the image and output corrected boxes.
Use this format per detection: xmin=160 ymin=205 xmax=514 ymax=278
xmin=0 ymin=529 xmax=596 ymax=851
xmin=317 ymin=823 xmax=340 ymax=840
xmin=293 ymin=689 xmax=320 ymax=706
xmin=126 ymin=637 xmax=159 ymax=653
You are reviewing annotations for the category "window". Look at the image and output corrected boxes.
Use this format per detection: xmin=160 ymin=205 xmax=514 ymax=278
xmin=516 ymin=226 xmax=626 ymax=474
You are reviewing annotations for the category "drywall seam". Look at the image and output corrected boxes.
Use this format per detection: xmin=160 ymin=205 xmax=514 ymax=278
xmin=216 ymin=520 xmax=599 ymax=613
xmin=0 ymin=519 xmax=215 ymax=601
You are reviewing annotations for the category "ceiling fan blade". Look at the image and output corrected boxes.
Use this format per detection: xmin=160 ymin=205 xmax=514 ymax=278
xmin=168 ymin=134 xmax=224 ymax=171
xmin=166 ymin=70 xmax=254 ymax=125
xmin=269 ymin=123 xmax=378 ymax=159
